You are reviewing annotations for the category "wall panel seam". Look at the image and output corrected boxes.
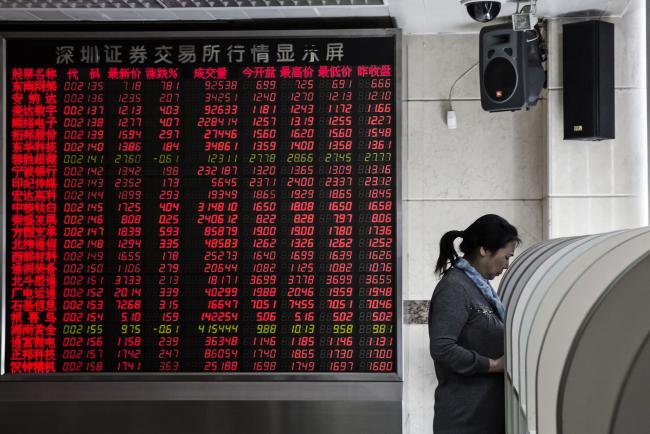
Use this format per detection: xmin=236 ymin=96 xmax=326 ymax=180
xmin=404 ymin=198 xmax=543 ymax=202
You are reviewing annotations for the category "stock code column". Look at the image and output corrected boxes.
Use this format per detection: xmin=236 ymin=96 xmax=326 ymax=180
xmin=58 ymin=68 xmax=106 ymax=372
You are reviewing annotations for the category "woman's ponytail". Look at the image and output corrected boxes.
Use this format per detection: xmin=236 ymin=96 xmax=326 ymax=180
xmin=435 ymin=230 xmax=464 ymax=276
xmin=434 ymin=214 xmax=521 ymax=277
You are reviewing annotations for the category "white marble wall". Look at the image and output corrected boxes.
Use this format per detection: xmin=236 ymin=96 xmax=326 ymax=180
xmin=403 ymin=35 xmax=545 ymax=434
xmin=545 ymin=0 xmax=648 ymax=237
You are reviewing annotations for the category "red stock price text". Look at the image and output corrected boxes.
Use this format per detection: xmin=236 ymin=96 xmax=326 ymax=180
xmin=6 ymin=39 xmax=396 ymax=374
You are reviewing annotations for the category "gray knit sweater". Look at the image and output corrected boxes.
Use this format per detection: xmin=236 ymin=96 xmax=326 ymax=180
xmin=428 ymin=267 xmax=505 ymax=434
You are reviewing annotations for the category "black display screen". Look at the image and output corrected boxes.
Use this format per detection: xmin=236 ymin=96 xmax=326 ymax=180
xmin=4 ymin=33 xmax=398 ymax=373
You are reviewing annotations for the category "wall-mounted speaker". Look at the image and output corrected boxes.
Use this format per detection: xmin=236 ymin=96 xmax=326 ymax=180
xmin=563 ymin=20 xmax=615 ymax=140
xmin=479 ymin=23 xmax=546 ymax=112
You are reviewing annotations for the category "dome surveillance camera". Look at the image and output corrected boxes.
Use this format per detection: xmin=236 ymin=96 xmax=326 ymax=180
xmin=461 ymin=0 xmax=501 ymax=23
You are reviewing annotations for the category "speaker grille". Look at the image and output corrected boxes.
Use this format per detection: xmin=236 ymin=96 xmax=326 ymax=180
xmin=484 ymin=57 xmax=516 ymax=102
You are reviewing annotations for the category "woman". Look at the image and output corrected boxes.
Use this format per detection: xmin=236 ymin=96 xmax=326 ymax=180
xmin=428 ymin=214 xmax=520 ymax=434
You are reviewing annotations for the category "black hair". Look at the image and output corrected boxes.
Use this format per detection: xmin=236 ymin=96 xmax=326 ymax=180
xmin=434 ymin=214 xmax=521 ymax=276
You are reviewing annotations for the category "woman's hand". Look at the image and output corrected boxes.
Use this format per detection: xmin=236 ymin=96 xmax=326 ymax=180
xmin=488 ymin=356 xmax=504 ymax=373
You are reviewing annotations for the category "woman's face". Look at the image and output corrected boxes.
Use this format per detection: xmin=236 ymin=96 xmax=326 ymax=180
xmin=481 ymin=240 xmax=517 ymax=280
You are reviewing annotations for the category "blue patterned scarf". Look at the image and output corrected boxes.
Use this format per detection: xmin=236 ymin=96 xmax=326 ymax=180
xmin=455 ymin=258 xmax=505 ymax=321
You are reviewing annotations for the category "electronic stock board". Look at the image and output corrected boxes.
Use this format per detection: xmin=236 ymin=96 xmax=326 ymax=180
xmin=1 ymin=30 xmax=400 ymax=376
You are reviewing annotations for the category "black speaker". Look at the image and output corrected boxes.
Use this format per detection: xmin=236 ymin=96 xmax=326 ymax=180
xmin=480 ymin=24 xmax=546 ymax=112
xmin=563 ymin=20 xmax=615 ymax=140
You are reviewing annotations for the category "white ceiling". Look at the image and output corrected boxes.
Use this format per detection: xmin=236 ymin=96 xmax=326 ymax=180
xmin=387 ymin=0 xmax=634 ymax=34
xmin=0 ymin=0 xmax=635 ymax=34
